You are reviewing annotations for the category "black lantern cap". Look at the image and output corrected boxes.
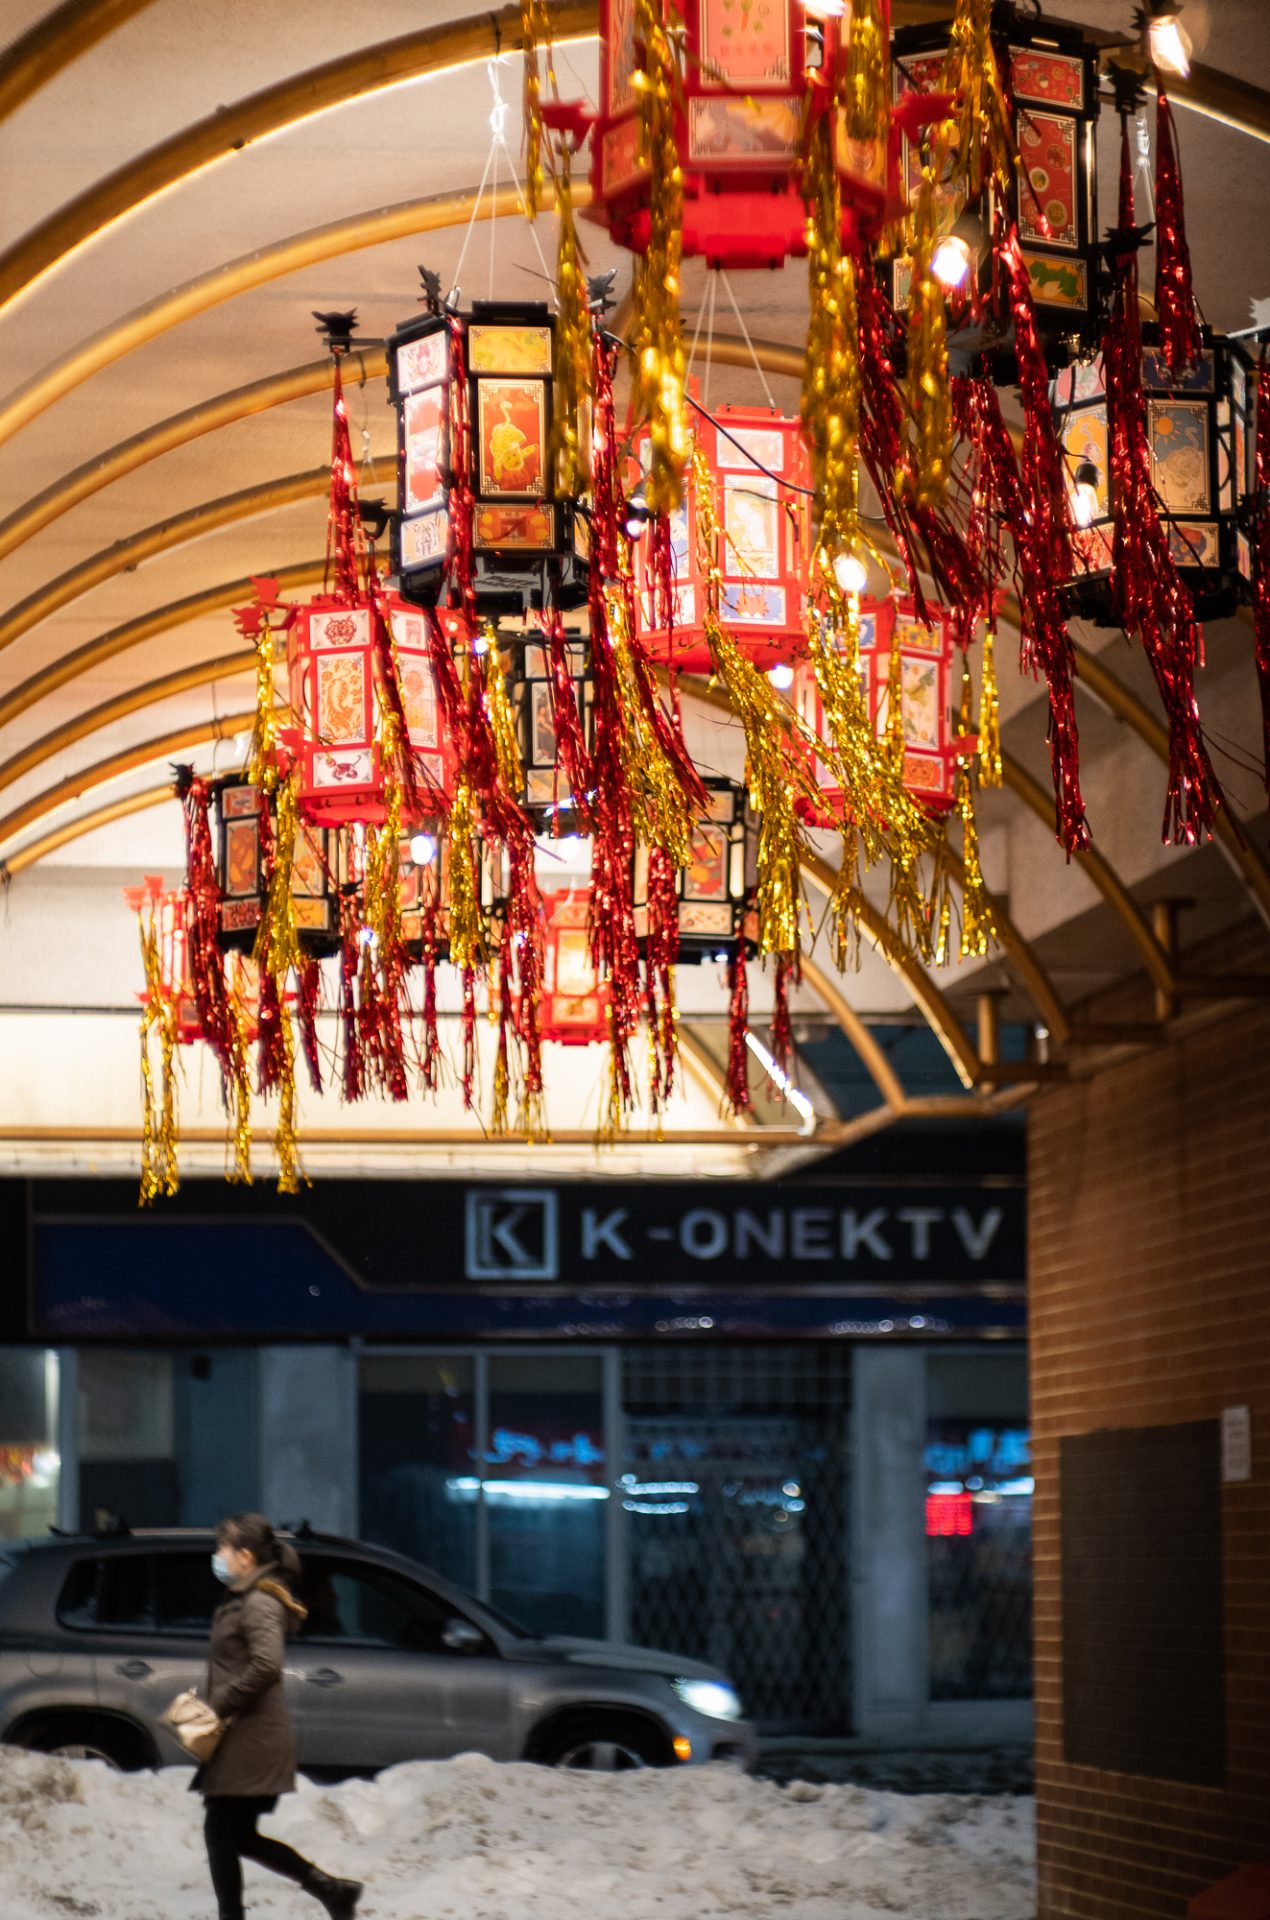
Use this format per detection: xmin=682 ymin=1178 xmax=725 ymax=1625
xmin=312 ymin=309 xmax=359 ymax=353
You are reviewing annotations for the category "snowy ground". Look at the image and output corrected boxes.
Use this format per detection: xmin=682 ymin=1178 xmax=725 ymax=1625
xmin=0 ymin=1747 xmax=1035 ymax=1920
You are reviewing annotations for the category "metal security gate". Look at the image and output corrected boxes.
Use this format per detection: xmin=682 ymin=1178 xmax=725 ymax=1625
xmin=621 ymin=1348 xmax=851 ymax=1733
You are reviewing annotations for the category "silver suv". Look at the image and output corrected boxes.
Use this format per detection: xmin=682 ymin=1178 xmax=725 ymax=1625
xmin=0 ymin=1530 xmax=756 ymax=1773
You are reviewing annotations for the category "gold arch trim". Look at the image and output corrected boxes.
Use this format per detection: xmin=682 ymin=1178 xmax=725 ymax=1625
xmin=0 ymin=0 xmax=160 ymax=123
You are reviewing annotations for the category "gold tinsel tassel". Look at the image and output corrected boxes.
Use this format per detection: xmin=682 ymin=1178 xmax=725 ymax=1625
xmin=938 ymin=0 xmax=1016 ymax=206
xmin=255 ymin=766 xmax=301 ymax=985
xmin=632 ymin=0 xmax=688 ymax=512
xmin=884 ymin=622 xmax=906 ymax=776
xmin=978 ymin=625 xmax=1003 ymax=787
xmin=906 ymin=170 xmax=953 ymax=509
xmin=549 ymin=142 xmax=592 ymax=498
xmin=273 ymin=1009 xmax=302 ymax=1197
xmin=520 ymin=0 xmax=553 ymax=219
xmin=843 ymin=0 xmax=890 ymax=142
xmin=484 ymin=638 xmax=525 ymax=799
xmin=447 ymin=777 xmax=484 ymax=974
xmin=248 ymin=605 xmax=281 ymax=792
xmin=137 ymin=909 xmax=179 ymax=1206
xmin=957 ymin=762 xmax=996 ymax=960
xmin=801 ymin=101 xmax=863 ymax=569
xmin=226 ymin=960 xmax=253 ymax=1186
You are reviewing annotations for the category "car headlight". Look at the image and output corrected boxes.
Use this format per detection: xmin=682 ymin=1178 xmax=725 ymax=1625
xmin=671 ymin=1678 xmax=743 ymax=1721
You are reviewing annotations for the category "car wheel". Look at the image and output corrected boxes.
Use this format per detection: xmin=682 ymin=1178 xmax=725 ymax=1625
xmin=540 ymin=1718 xmax=667 ymax=1771
xmin=10 ymin=1716 xmax=149 ymax=1771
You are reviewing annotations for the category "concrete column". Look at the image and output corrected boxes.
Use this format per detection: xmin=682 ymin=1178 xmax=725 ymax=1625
xmin=851 ymin=1346 xmax=928 ymax=1740
xmin=258 ymin=1347 xmax=358 ymax=1536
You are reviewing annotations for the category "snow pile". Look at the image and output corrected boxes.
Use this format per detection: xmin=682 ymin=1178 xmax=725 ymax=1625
xmin=0 ymin=1747 xmax=1034 ymax=1920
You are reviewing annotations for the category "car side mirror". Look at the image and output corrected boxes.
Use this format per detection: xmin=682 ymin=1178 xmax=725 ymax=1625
xmin=441 ymin=1617 xmax=485 ymax=1653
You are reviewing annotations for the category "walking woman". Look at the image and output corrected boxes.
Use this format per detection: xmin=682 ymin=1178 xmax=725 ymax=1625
xmin=196 ymin=1513 xmax=363 ymax=1920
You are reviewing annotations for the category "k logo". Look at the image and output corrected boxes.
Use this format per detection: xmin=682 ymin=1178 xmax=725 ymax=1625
xmin=464 ymin=1188 xmax=559 ymax=1280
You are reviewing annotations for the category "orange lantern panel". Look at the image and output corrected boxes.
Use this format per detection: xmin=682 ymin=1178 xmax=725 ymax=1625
xmin=539 ymin=888 xmax=610 ymax=1046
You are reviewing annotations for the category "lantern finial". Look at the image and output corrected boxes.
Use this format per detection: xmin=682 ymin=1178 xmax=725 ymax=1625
xmin=312 ymin=309 xmax=359 ymax=353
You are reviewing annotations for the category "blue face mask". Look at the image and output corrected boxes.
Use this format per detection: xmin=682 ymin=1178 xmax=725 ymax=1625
xmin=211 ymin=1551 xmax=233 ymax=1586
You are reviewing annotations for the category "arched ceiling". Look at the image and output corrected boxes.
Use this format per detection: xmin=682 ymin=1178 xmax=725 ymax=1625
xmin=1 ymin=0 xmax=1269 ymax=1179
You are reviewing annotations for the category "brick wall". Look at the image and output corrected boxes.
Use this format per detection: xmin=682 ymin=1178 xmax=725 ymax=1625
xmin=1030 ymin=1005 xmax=1270 ymax=1920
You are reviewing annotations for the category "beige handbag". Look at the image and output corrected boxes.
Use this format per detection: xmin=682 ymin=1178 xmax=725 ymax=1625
xmin=160 ymin=1690 xmax=225 ymax=1762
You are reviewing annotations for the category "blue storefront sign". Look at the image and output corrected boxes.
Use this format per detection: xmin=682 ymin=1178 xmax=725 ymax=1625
xmin=21 ymin=1175 xmax=1025 ymax=1342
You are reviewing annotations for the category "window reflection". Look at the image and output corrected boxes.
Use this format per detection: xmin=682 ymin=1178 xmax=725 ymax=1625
xmin=358 ymin=1356 xmax=477 ymax=1587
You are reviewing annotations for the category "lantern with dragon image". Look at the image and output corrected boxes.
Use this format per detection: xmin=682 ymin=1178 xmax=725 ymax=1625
xmin=507 ymin=631 xmax=595 ymax=823
xmin=633 ymin=777 xmax=757 ymax=963
xmin=792 ymin=595 xmax=971 ymax=822
xmin=212 ymin=770 xmax=347 ymax=957
xmin=585 ymin=0 xmax=897 ymax=269
xmin=122 ymin=876 xmax=261 ymax=1044
xmin=889 ymin=8 xmax=1101 ymax=349
xmin=286 ymin=593 xmax=456 ymax=823
xmin=388 ymin=296 xmax=587 ymax=615
xmin=1053 ymin=328 xmax=1257 ymax=623
xmin=631 ymin=406 xmax=813 ymax=672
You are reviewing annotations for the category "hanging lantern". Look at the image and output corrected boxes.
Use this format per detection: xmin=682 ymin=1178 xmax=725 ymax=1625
xmin=388 ymin=298 xmax=588 ymax=614
xmin=633 ymin=777 xmax=757 ymax=963
xmin=123 ymin=877 xmax=263 ymax=1045
xmin=507 ymin=631 xmax=594 ymax=822
xmin=890 ymin=10 xmax=1102 ymax=348
xmin=212 ymin=772 xmax=346 ymax=956
xmin=584 ymin=1 xmax=896 ymax=268
xmin=538 ymin=885 xmax=611 ymax=1046
xmin=286 ymin=592 xmax=455 ymax=823
xmin=1053 ymin=327 xmax=1253 ymax=624
xmin=792 ymin=595 xmax=969 ymax=821
xmin=631 ymin=405 xmax=813 ymax=672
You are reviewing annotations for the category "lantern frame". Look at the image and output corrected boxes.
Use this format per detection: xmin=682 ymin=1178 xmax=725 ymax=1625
xmin=507 ymin=632 xmax=594 ymax=824
xmin=286 ymin=590 xmax=455 ymax=825
xmin=538 ymin=885 xmax=611 ymax=1046
xmin=632 ymin=404 xmax=813 ymax=673
xmin=388 ymin=299 xmax=587 ymax=615
xmin=890 ymin=9 xmax=1102 ymax=351
xmin=212 ymin=772 xmax=345 ymax=958
xmin=792 ymin=595 xmax=967 ymax=822
xmin=633 ymin=777 xmax=758 ymax=963
xmin=1053 ymin=325 xmax=1253 ymax=624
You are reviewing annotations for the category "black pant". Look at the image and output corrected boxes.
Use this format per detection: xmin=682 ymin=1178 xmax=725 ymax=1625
xmin=203 ymin=1794 xmax=314 ymax=1920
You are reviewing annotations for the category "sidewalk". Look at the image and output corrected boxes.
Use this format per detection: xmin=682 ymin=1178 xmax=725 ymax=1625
xmin=756 ymin=1736 xmax=1034 ymax=1795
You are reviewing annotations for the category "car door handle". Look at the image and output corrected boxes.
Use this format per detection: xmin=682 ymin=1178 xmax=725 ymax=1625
xmin=306 ymin=1667 xmax=345 ymax=1688
xmin=114 ymin=1659 xmax=152 ymax=1679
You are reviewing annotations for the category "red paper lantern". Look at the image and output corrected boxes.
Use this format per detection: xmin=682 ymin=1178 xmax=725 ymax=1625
xmin=212 ymin=772 xmax=345 ymax=956
xmin=792 ymin=595 xmax=968 ymax=821
xmin=286 ymin=592 xmax=456 ymax=824
xmin=632 ymin=405 xmax=813 ymax=673
xmin=538 ymin=886 xmax=610 ymax=1045
xmin=122 ymin=878 xmax=260 ymax=1046
xmin=586 ymin=1 xmax=895 ymax=267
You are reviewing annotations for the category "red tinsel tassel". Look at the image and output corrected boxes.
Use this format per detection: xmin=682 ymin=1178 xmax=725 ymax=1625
xmin=725 ymin=938 xmax=751 ymax=1116
xmin=444 ymin=315 xmax=477 ymax=622
xmin=461 ymin=965 xmax=477 ymax=1110
xmin=1106 ymin=116 xmax=1222 ymax=843
xmin=1253 ymin=350 xmax=1270 ymax=805
xmin=175 ymin=767 xmax=230 ymax=1071
xmin=769 ymin=955 xmax=796 ymax=1091
xmin=644 ymin=845 xmax=680 ymax=1110
xmin=505 ymin=836 xmax=544 ymax=1106
xmin=338 ymin=900 xmax=365 ymax=1104
xmin=420 ymin=904 xmax=442 ymax=1093
xmin=296 ymin=956 xmax=323 ymax=1094
xmin=1153 ymin=88 xmax=1203 ymax=377
xmin=325 ymin=353 xmax=361 ymax=602
xmin=544 ymin=606 xmax=594 ymax=827
xmin=255 ymin=971 xmax=287 ymax=1096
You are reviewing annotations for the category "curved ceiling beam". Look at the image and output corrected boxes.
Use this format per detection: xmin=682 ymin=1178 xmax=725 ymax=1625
xmin=0 ymin=651 xmax=252 ymax=803
xmin=0 ymin=712 xmax=255 ymax=857
xmin=936 ymin=838 xmax=1071 ymax=1048
xmin=1000 ymin=752 xmax=1176 ymax=996
xmin=799 ymin=849 xmax=982 ymax=1090
xmin=0 ymin=186 xmax=526 ymax=452
xmin=797 ymin=952 xmax=906 ymax=1113
xmin=0 ymin=0 xmax=160 ymax=123
xmin=0 ymin=781 xmax=169 ymax=876
xmin=0 ymin=2 xmax=596 ymax=316
xmin=0 ymin=357 xmax=369 ymax=565
xmin=1072 ymin=638 xmax=1270 ymax=933
xmin=0 ymin=560 xmax=323 ymax=733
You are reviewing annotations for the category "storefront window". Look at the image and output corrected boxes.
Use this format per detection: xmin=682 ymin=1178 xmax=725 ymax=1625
xmin=0 ymin=1349 xmax=61 ymax=1540
xmin=486 ymin=1354 xmax=606 ymax=1639
xmin=358 ymin=1355 xmax=477 ymax=1588
xmin=925 ymin=1351 xmax=1032 ymax=1701
xmin=78 ymin=1351 xmax=176 ymax=1528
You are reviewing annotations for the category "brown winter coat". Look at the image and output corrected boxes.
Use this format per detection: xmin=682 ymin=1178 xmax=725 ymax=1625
xmin=195 ymin=1562 xmax=308 ymax=1799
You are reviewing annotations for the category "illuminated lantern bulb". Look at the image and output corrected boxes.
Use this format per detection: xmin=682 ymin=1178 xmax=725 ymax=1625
xmin=833 ymin=549 xmax=869 ymax=597
xmin=1070 ymin=460 xmax=1100 ymax=530
xmin=931 ymin=210 xmax=986 ymax=294
xmin=767 ymin=662 xmax=795 ymax=691
xmin=1145 ymin=0 xmax=1192 ymax=77
xmin=624 ymin=481 xmax=652 ymax=540
xmin=409 ymin=832 xmax=437 ymax=866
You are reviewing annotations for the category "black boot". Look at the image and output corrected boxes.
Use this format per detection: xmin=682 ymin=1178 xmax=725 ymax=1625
xmin=303 ymin=1868 xmax=363 ymax=1920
